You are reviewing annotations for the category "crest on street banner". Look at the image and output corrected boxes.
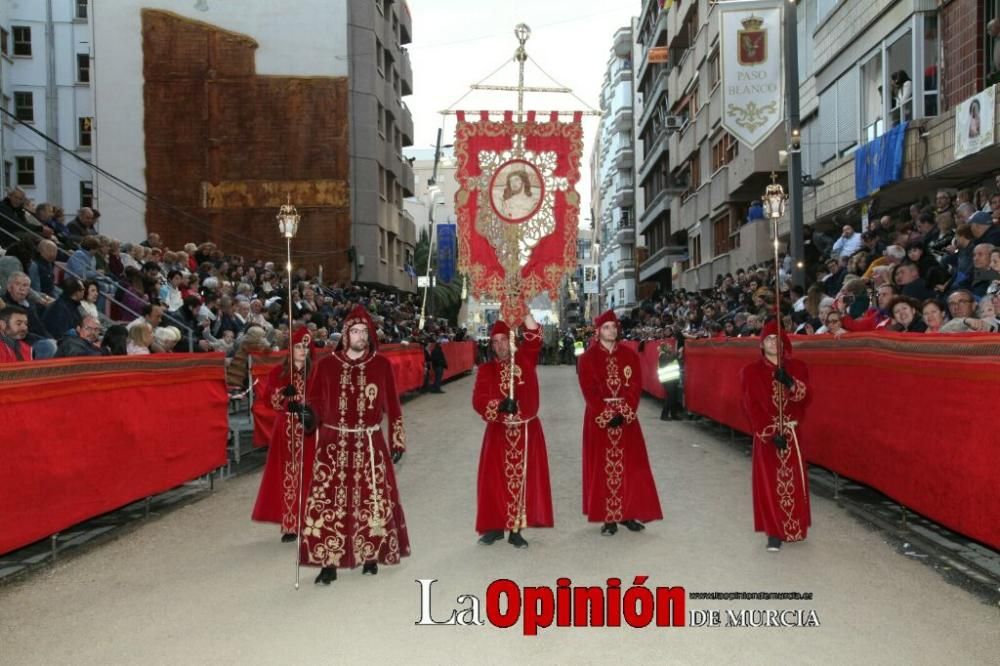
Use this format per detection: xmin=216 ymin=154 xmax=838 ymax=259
xmin=454 ymin=111 xmax=583 ymax=323
xmin=737 ymin=15 xmax=766 ymax=66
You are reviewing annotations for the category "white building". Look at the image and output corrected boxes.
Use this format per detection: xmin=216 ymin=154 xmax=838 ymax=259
xmin=593 ymin=25 xmax=637 ymax=314
xmin=0 ymin=0 xmax=94 ymax=214
xmin=402 ymin=146 xmax=457 ymax=240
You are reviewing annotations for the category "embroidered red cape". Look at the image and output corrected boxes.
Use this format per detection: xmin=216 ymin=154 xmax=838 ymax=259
xmin=471 ymin=325 xmax=553 ymax=532
xmin=578 ymin=341 xmax=663 ymax=523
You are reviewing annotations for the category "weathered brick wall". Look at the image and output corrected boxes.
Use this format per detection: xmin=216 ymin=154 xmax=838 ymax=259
xmin=940 ymin=0 xmax=985 ymax=111
xmin=142 ymin=10 xmax=351 ymax=279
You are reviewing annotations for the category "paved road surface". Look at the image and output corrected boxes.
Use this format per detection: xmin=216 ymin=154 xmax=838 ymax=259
xmin=0 ymin=366 xmax=996 ymax=665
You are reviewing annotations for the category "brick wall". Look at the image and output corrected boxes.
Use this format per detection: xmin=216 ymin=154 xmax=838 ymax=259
xmin=142 ymin=10 xmax=351 ymax=278
xmin=941 ymin=0 xmax=985 ymax=111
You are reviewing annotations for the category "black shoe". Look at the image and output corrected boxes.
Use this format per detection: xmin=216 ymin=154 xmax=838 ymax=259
xmin=281 ymin=533 xmax=296 ymax=543
xmin=314 ymin=566 xmax=337 ymax=585
xmin=362 ymin=561 xmax=378 ymax=576
xmin=620 ymin=520 xmax=645 ymax=532
xmin=478 ymin=529 xmax=505 ymax=545
xmin=660 ymin=414 xmax=672 ymax=421
xmin=508 ymin=531 xmax=529 ymax=548
xmin=766 ymin=536 xmax=782 ymax=552
xmin=600 ymin=522 xmax=618 ymax=536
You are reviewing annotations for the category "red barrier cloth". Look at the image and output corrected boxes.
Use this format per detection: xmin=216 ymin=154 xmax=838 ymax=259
xmin=621 ymin=339 xmax=676 ymax=400
xmin=441 ymin=341 xmax=475 ymax=381
xmin=0 ymin=354 xmax=229 ymax=555
xmin=684 ymin=333 xmax=1000 ymax=549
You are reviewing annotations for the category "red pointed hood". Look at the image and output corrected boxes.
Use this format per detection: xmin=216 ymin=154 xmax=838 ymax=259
xmin=291 ymin=325 xmax=315 ymax=351
xmin=337 ymin=304 xmax=379 ymax=357
xmin=489 ymin=320 xmax=511 ymax=339
xmin=760 ymin=317 xmax=793 ymax=359
xmin=594 ymin=309 xmax=620 ymax=332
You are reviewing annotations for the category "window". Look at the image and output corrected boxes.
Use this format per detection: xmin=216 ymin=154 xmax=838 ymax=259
xmin=709 ymin=51 xmax=720 ymax=89
xmin=377 ymin=102 xmax=385 ymax=137
xmin=680 ymin=152 xmax=701 ymax=200
xmin=79 ymin=117 xmax=92 ymax=147
xmin=711 ymin=132 xmax=738 ymax=171
xmin=887 ymin=30 xmax=913 ymax=126
xmin=922 ymin=14 xmax=938 ymax=117
xmin=76 ymin=53 xmax=89 ymax=83
xmin=376 ymin=0 xmax=384 ymax=15
xmin=377 ymin=166 xmax=386 ymax=199
xmin=1 ymin=95 xmax=10 ymax=125
xmin=76 ymin=0 xmax=88 ymax=20
xmin=14 ymin=92 xmax=33 ymax=122
xmin=16 ymin=156 xmax=35 ymax=187
xmin=728 ymin=208 xmax=742 ymax=250
xmin=376 ymin=38 xmax=384 ymax=77
xmin=12 ymin=26 xmax=30 ymax=57
xmin=690 ymin=235 xmax=702 ymax=267
xmin=3 ymin=161 xmax=10 ymax=189
xmin=861 ymin=52 xmax=883 ymax=143
xmin=713 ymin=214 xmax=731 ymax=257
xmin=80 ymin=181 xmax=93 ymax=208
xmin=1 ymin=28 xmax=8 ymax=56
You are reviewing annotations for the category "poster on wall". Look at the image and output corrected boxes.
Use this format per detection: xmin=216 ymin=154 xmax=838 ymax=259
xmin=582 ymin=264 xmax=599 ymax=294
xmin=718 ymin=2 xmax=784 ymax=149
xmin=954 ymin=86 xmax=996 ymax=160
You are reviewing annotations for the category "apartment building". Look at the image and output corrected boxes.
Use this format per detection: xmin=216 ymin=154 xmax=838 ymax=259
xmin=0 ymin=0 xmax=95 ymax=214
xmin=593 ymin=25 xmax=638 ymax=313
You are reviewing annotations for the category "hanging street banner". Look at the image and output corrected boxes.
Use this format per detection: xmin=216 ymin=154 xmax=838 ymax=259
xmin=454 ymin=110 xmax=584 ymax=323
xmin=582 ymin=265 xmax=599 ymax=294
xmin=718 ymin=2 xmax=784 ymax=149
xmin=954 ymin=85 xmax=996 ymax=161
xmin=436 ymin=223 xmax=457 ymax=284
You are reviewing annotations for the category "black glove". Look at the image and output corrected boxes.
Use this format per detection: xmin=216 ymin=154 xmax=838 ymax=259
xmin=282 ymin=384 xmax=297 ymax=397
xmin=499 ymin=397 xmax=518 ymax=414
xmin=391 ymin=450 xmax=404 ymax=465
xmin=772 ymin=433 xmax=788 ymax=450
xmin=607 ymin=414 xmax=625 ymax=428
xmin=773 ymin=367 xmax=793 ymax=389
xmin=286 ymin=400 xmax=304 ymax=415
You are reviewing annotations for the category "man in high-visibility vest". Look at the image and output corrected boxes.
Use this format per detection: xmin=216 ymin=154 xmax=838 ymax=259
xmin=658 ymin=343 xmax=682 ymax=420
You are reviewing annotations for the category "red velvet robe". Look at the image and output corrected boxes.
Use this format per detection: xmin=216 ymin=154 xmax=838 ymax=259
xmin=472 ymin=326 xmax=554 ymax=532
xmin=299 ymin=349 xmax=410 ymax=568
xmin=578 ymin=341 xmax=663 ymax=523
xmin=251 ymin=363 xmax=316 ymax=534
xmin=740 ymin=355 xmax=811 ymax=541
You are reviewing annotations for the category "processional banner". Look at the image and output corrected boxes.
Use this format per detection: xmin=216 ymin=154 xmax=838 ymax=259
xmin=454 ymin=110 xmax=584 ymax=323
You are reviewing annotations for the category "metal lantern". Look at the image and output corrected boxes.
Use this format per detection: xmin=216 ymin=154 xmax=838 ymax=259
xmin=277 ymin=200 xmax=301 ymax=239
xmin=762 ymin=172 xmax=787 ymax=220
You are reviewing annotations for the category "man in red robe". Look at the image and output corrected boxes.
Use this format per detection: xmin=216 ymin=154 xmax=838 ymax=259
xmin=740 ymin=318 xmax=811 ymax=552
xmin=578 ymin=310 xmax=662 ymax=536
xmin=472 ymin=314 xmax=553 ymax=548
xmin=251 ymin=326 xmax=316 ymax=542
xmin=296 ymin=305 xmax=410 ymax=585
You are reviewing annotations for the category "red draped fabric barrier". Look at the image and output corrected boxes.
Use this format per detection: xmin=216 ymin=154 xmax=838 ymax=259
xmin=0 ymin=354 xmax=229 ymax=556
xmin=621 ymin=339 xmax=676 ymax=399
xmin=683 ymin=333 xmax=1000 ymax=550
xmin=441 ymin=341 xmax=475 ymax=381
xmin=249 ymin=342 xmax=476 ymax=447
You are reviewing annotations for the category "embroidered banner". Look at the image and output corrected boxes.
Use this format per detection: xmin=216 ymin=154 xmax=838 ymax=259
xmin=954 ymin=85 xmax=996 ymax=161
xmin=454 ymin=111 xmax=583 ymax=323
xmin=719 ymin=2 xmax=784 ymax=149
xmin=437 ymin=223 xmax=457 ymax=284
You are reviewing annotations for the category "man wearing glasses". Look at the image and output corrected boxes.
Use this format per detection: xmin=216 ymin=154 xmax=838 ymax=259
xmin=54 ymin=316 xmax=104 ymax=357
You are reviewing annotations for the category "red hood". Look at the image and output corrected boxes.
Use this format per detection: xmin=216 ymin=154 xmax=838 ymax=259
xmin=337 ymin=305 xmax=379 ymax=358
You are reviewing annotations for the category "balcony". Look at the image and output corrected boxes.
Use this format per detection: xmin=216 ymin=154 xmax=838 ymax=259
xmin=678 ymin=47 xmax=696 ymax=90
xmin=398 ymin=207 xmax=415 ymax=231
xmin=399 ymin=2 xmax=412 ymax=45
xmin=727 ymin=128 xmax=785 ymax=198
xmin=639 ymin=243 xmax=687 ymax=282
xmin=637 ymin=67 xmax=668 ymax=136
xmin=613 ymin=104 xmax=633 ymax=132
xmin=614 ymin=225 xmax=635 ymax=246
xmin=402 ymin=161 xmax=415 ymax=196
xmin=400 ymin=103 xmax=414 ymax=146
xmin=399 ymin=48 xmax=413 ymax=96
xmin=709 ymin=164 xmax=729 ymax=211
xmin=638 ymin=132 xmax=668 ymax=184
xmin=638 ymin=188 xmax=669 ymax=235
xmin=613 ymin=26 xmax=632 ymax=58
xmin=613 ymin=142 xmax=634 ymax=169
xmin=613 ymin=184 xmax=635 ymax=208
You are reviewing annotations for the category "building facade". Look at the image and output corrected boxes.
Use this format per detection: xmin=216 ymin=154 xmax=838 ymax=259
xmin=0 ymin=0 xmax=94 ymax=216
xmin=593 ymin=25 xmax=638 ymax=314
xmin=91 ymin=0 xmax=416 ymax=290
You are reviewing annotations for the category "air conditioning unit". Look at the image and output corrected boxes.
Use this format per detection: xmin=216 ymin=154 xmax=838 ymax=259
xmin=665 ymin=115 xmax=683 ymax=131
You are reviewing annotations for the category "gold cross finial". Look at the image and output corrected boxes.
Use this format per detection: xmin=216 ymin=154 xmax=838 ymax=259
xmin=770 ymin=171 xmax=779 ymax=185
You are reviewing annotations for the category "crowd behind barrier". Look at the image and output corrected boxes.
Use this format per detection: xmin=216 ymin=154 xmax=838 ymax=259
xmin=0 ymin=354 xmax=228 ymax=556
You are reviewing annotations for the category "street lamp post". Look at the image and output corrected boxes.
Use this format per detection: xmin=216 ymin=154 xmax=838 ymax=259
xmin=784 ymin=0 xmax=804 ymax=289
xmin=762 ymin=172 xmax=788 ymax=448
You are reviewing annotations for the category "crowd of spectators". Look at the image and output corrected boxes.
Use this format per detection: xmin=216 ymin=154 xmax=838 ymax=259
xmin=0 ymin=187 xmax=464 ymax=378
xmin=610 ymin=185 xmax=1000 ymax=346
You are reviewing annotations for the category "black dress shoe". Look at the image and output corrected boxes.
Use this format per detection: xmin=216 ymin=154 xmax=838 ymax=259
xmin=281 ymin=533 xmax=296 ymax=543
xmin=314 ymin=566 xmax=337 ymax=585
xmin=766 ymin=536 xmax=782 ymax=552
xmin=362 ymin=561 xmax=378 ymax=575
xmin=508 ymin=531 xmax=529 ymax=548
xmin=478 ymin=530 xmax=505 ymax=545
xmin=600 ymin=522 xmax=617 ymax=536
xmin=620 ymin=520 xmax=645 ymax=532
